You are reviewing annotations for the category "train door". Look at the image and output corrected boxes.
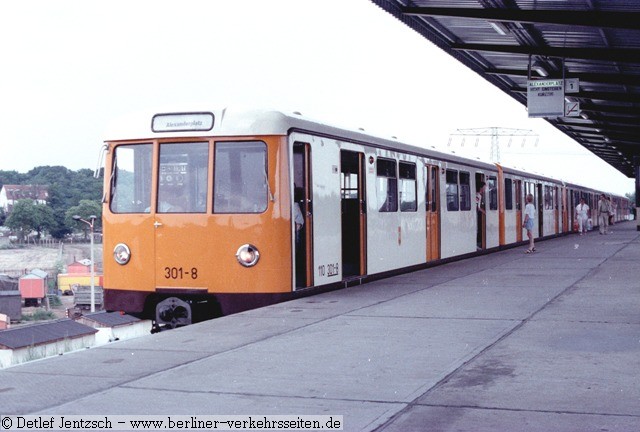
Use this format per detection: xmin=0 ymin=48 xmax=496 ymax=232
xmin=562 ymin=187 xmax=568 ymax=233
xmin=551 ymin=186 xmax=560 ymax=234
xmin=154 ymin=141 xmax=211 ymax=291
xmin=293 ymin=142 xmax=314 ymax=289
xmin=537 ymin=183 xmax=544 ymax=237
xmin=515 ymin=179 xmax=522 ymax=242
xmin=569 ymin=189 xmax=576 ymax=232
xmin=341 ymin=150 xmax=367 ymax=277
xmin=475 ymin=173 xmax=486 ymax=249
xmin=426 ymin=164 xmax=440 ymax=261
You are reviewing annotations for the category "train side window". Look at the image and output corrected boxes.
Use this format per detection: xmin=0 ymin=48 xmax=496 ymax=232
xmin=488 ymin=176 xmax=498 ymax=210
xmin=399 ymin=162 xmax=417 ymax=212
xmin=158 ymin=142 xmax=209 ymax=213
xmin=459 ymin=171 xmax=471 ymax=211
xmin=213 ymin=141 xmax=268 ymax=214
xmin=110 ymin=144 xmax=152 ymax=213
xmin=376 ymin=158 xmax=398 ymax=212
xmin=505 ymin=178 xmax=513 ymax=210
xmin=446 ymin=169 xmax=459 ymax=211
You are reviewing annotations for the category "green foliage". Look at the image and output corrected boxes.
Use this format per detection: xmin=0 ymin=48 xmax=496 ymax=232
xmin=21 ymin=309 xmax=56 ymax=321
xmin=48 ymin=295 xmax=62 ymax=307
xmin=0 ymin=166 xmax=103 ymax=240
xmin=5 ymin=200 xmax=56 ymax=240
xmin=0 ymin=170 xmax=27 ymax=190
xmin=66 ymin=200 xmax=102 ymax=238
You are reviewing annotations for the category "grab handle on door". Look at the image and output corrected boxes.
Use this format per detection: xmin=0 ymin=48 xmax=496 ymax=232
xmin=154 ymin=221 xmax=163 ymax=228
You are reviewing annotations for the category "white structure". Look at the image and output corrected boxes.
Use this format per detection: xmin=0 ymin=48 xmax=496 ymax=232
xmin=0 ymin=184 xmax=49 ymax=214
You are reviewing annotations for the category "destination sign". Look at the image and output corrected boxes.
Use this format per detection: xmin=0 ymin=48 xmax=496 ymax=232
xmin=527 ymin=80 xmax=564 ymax=118
xmin=152 ymin=112 xmax=214 ymax=132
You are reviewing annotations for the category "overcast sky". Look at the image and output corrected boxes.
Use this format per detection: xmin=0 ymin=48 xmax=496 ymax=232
xmin=0 ymin=0 xmax=634 ymax=195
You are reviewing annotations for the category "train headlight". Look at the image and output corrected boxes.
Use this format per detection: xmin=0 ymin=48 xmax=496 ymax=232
xmin=113 ymin=243 xmax=131 ymax=265
xmin=236 ymin=244 xmax=260 ymax=267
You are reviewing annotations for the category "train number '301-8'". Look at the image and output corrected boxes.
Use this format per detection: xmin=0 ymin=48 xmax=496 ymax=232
xmin=164 ymin=267 xmax=199 ymax=280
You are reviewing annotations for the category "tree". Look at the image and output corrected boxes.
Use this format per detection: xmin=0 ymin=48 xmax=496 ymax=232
xmin=5 ymin=199 xmax=56 ymax=240
xmin=0 ymin=170 xmax=27 ymax=190
xmin=0 ymin=166 xmax=103 ymax=239
xmin=65 ymin=200 xmax=102 ymax=240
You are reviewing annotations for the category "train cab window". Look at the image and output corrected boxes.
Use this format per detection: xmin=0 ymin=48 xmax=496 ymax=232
xmin=214 ymin=141 xmax=268 ymax=213
xmin=488 ymin=176 xmax=498 ymax=211
xmin=446 ymin=169 xmax=459 ymax=211
xmin=376 ymin=158 xmax=398 ymax=212
xmin=110 ymin=144 xmax=152 ymax=213
xmin=399 ymin=162 xmax=417 ymax=212
xmin=459 ymin=171 xmax=471 ymax=211
xmin=158 ymin=142 xmax=209 ymax=213
xmin=504 ymin=178 xmax=513 ymax=210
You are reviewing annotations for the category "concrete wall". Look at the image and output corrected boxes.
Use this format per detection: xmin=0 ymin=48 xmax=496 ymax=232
xmin=0 ymin=334 xmax=96 ymax=369
xmin=94 ymin=321 xmax=152 ymax=346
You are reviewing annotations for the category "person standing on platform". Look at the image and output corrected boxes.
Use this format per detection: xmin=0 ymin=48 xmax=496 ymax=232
xmin=523 ymin=193 xmax=536 ymax=253
xmin=575 ymin=197 xmax=590 ymax=236
xmin=598 ymin=194 xmax=609 ymax=234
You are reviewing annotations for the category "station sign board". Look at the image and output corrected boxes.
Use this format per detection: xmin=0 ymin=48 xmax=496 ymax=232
xmin=527 ymin=79 xmax=564 ymax=118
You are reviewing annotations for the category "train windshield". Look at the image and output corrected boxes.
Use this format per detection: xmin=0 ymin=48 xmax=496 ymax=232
xmin=158 ymin=142 xmax=209 ymax=213
xmin=110 ymin=140 xmax=267 ymax=214
xmin=213 ymin=141 xmax=268 ymax=214
xmin=110 ymin=144 xmax=153 ymax=213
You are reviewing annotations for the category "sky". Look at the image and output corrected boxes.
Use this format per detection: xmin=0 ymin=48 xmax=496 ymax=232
xmin=0 ymin=0 xmax=634 ymax=196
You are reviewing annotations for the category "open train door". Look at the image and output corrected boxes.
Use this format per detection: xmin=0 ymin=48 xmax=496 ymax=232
xmin=562 ymin=187 xmax=569 ymax=233
xmin=340 ymin=150 xmax=367 ymax=277
xmin=555 ymin=186 xmax=560 ymax=234
xmin=426 ymin=164 xmax=440 ymax=261
xmin=293 ymin=142 xmax=314 ymax=289
xmin=515 ymin=179 xmax=523 ymax=242
xmin=475 ymin=173 xmax=486 ymax=250
xmin=537 ymin=183 xmax=544 ymax=237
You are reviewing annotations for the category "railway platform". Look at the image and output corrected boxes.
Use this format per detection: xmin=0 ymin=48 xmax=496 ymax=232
xmin=2 ymin=221 xmax=639 ymax=431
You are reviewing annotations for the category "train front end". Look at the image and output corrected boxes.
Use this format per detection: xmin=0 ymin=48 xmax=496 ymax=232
xmin=102 ymin=111 xmax=292 ymax=328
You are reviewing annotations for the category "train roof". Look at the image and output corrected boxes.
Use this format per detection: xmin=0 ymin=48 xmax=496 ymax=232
xmin=105 ymin=108 xmax=626 ymax=198
xmin=105 ymin=107 xmax=497 ymax=168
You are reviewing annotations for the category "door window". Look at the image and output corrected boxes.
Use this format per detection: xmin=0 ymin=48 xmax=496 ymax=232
xmin=158 ymin=142 xmax=209 ymax=213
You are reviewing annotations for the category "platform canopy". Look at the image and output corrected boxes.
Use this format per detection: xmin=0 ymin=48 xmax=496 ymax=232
xmin=371 ymin=0 xmax=640 ymax=177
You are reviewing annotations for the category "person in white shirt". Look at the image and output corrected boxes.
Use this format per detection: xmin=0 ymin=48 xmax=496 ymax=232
xmin=522 ymin=193 xmax=536 ymax=253
xmin=575 ymin=197 xmax=589 ymax=235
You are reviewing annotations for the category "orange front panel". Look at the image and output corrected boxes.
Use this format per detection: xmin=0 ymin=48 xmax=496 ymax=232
xmin=154 ymin=214 xmax=291 ymax=293
xmin=103 ymin=136 xmax=293 ymax=296
xmin=103 ymin=215 xmax=158 ymax=294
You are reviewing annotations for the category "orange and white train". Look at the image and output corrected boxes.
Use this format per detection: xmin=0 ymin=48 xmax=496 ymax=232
xmin=101 ymin=109 xmax=630 ymax=328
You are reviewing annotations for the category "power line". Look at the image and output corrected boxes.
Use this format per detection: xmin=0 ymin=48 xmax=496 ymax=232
xmin=448 ymin=127 xmax=539 ymax=163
